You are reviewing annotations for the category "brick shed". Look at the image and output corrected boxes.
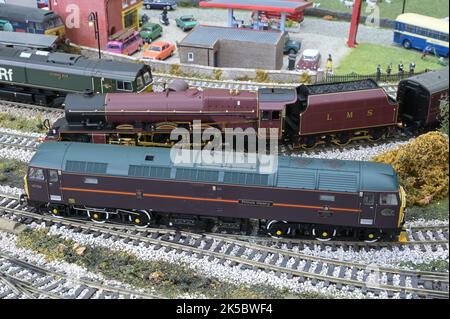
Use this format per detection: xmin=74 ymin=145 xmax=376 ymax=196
xmin=178 ymin=25 xmax=285 ymax=70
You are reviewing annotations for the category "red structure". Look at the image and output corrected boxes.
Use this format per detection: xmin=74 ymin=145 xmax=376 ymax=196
xmin=49 ymin=0 xmax=142 ymax=49
xmin=347 ymin=0 xmax=362 ymax=48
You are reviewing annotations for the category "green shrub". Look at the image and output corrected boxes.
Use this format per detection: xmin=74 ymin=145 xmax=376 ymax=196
xmin=373 ymin=132 xmax=449 ymax=206
xmin=213 ymin=68 xmax=223 ymax=80
xmin=255 ymin=69 xmax=269 ymax=83
xmin=0 ymin=112 xmax=45 ymax=133
xmin=169 ymin=64 xmax=183 ymax=76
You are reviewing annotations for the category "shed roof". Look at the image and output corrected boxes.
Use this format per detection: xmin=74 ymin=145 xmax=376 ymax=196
xmin=179 ymin=25 xmax=283 ymax=49
xmin=199 ymin=0 xmax=312 ymax=13
xmin=401 ymin=67 xmax=449 ymax=95
xmin=31 ymin=142 xmax=399 ymax=193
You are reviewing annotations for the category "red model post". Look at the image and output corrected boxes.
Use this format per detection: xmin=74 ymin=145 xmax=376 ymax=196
xmin=347 ymin=0 xmax=363 ymax=48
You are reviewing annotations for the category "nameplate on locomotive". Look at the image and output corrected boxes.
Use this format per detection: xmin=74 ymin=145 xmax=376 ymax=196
xmin=239 ymin=199 xmax=273 ymax=207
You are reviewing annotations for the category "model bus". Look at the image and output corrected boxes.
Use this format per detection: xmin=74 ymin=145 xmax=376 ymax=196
xmin=0 ymin=3 xmax=66 ymax=39
xmin=394 ymin=13 xmax=449 ymax=57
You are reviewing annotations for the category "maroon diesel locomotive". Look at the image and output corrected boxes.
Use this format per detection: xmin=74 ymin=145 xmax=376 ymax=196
xmin=47 ymin=79 xmax=402 ymax=148
xmin=24 ymin=142 xmax=406 ymax=241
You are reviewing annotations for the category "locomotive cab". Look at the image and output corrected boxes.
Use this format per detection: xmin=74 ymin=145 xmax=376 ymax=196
xmin=24 ymin=166 xmax=64 ymax=211
xmin=24 ymin=142 xmax=67 ymax=212
xmin=258 ymin=88 xmax=298 ymax=139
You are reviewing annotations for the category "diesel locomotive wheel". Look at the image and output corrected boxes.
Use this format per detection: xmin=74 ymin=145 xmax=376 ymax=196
xmin=266 ymin=220 xmax=291 ymax=238
xmin=363 ymin=230 xmax=382 ymax=243
xmin=129 ymin=210 xmax=152 ymax=229
xmin=49 ymin=206 xmax=64 ymax=219
xmin=87 ymin=210 xmax=109 ymax=224
xmin=312 ymin=227 xmax=336 ymax=241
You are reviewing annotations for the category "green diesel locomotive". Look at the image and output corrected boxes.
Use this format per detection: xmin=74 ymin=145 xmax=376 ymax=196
xmin=0 ymin=46 xmax=153 ymax=107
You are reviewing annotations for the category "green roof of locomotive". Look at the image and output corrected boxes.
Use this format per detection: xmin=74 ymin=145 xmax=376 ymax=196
xmin=0 ymin=46 xmax=147 ymax=82
xmin=30 ymin=142 xmax=399 ymax=193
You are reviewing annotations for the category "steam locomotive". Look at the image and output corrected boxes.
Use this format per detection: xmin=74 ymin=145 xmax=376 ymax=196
xmin=47 ymin=67 xmax=449 ymax=148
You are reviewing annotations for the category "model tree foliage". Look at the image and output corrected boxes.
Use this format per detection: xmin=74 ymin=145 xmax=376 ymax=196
xmin=372 ymin=132 xmax=449 ymax=206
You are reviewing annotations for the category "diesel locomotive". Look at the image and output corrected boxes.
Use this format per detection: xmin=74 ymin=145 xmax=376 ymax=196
xmin=0 ymin=4 xmax=65 ymax=38
xmin=23 ymin=142 xmax=406 ymax=242
xmin=0 ymin=46 xmax=153 ymax=107
xmin=47 ymin=68 xmax=449 ymax=148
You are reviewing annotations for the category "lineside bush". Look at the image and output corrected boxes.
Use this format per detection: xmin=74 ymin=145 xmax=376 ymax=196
xmin=372 ymin=132 xmax=449 ymax=206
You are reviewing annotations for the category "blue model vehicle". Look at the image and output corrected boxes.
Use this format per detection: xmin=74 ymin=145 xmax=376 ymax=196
xmin=394 ymin=13 xmax=449 ymax=57
xmin=143 ymin=0 xmax=177 ymax=10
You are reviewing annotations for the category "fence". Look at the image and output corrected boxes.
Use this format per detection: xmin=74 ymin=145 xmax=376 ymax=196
xmin=319 ymin=70 xmax=429 ymax=84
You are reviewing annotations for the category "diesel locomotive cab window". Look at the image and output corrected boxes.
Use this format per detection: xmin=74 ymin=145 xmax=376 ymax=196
xmin=363 ymin=193 xmax=374 ymax=205
xmin=117 ymin=81 xmax=133 ymax=91
xmin=262 ymin=111 xmax=270 ymax=120
xmin=144 ymin=72 xmax=152 ymax=84
xmin=49 ymin=170 xmax=59 ymax=182
xmin=380 ymin=194 xmax=398 ymax=206
xmin=29 ymin=168 xmax=45 ymax=181
xmin=35 ymin=23 xmax=44 ymax=31
xmin=272 ymin=111 xmax=281 ymax=120
xmin=137 ymin=77 xmax=144 ymax=90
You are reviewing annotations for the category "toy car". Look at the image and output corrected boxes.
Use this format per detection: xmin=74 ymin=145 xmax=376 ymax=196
xmin=296 ymin=49 xmax=321 ymax=71
xmin=142 ymin=41 xmax=176 ymax=60
xmin=143 ymin=0 xmax=177 ymax=10
xmin=283 ymin=33 xmax=301 ymax=55
xmin=175 ymin=15 xmax=199 ymax=32
xmin=140 ymin=23 xmax=162 ymax=43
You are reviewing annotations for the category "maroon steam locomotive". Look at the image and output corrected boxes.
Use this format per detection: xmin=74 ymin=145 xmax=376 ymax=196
xmin=46 ymin=68 xmax=448 ymax=148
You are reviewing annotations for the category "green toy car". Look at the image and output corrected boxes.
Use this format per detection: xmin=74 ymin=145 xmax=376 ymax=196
xmin=175 ymin=15 xmax=198 ymax=32
xmin=283 ymin=33 xmax=301 ymax=55
xmin=140 ymin=23 xmax=163 ymax=43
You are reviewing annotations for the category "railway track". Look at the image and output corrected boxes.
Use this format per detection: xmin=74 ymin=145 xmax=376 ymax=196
xmin=212 ymin=224 xmax=449 ymax=252
xmin=0 ymin=252 xmax=160 ymax=299
xmin=0 ymin=131 xmax=42 ymax=151
xmin=0 ymin=193 xmax=448 ymax=299
xmin=153 ymin=73 xmax=399 ymax=96
xmin=0 ymin=99 xmax=64 ymax=116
